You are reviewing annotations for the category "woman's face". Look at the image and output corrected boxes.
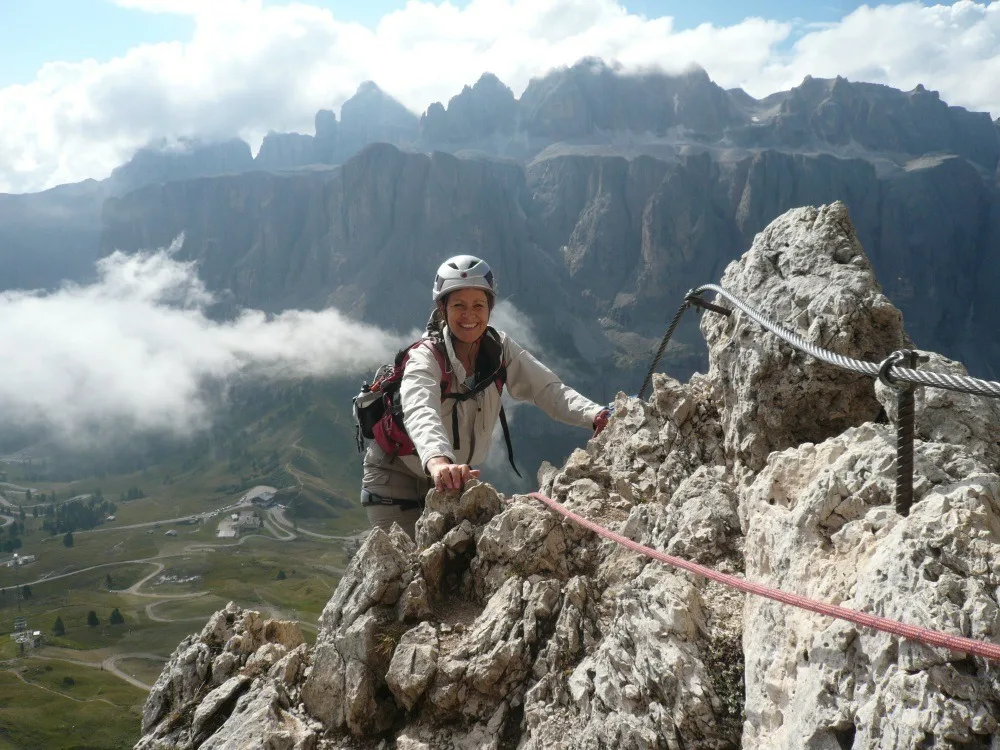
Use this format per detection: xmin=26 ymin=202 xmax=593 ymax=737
xmin=443 ymin=287 xmax=491 ymax=345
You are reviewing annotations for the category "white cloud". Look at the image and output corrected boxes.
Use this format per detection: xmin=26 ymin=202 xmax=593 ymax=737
xmin=0 ymin=237 xmax=413 ymax=443
xmin=490 ymin=300 xmax=542 ymax=354
xmin=749 ymin=1 xmax=1000 ymax=101
xmin=1 ymin=0 xmax=999 ymax=193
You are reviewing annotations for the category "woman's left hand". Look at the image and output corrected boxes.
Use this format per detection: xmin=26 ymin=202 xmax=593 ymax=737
xmin=592 ymin=408 xmax=611 ymax=436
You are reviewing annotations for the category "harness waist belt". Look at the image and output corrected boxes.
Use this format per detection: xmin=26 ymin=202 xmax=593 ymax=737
xmin=361 ymin=488 xmax=423 ymax=511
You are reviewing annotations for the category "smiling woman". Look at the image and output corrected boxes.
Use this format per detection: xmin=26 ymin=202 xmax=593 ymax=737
xmin=359 ymin=255 xmax=610 ymax=539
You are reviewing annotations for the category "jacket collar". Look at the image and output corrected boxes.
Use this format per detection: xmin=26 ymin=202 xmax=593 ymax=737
xmin=440 ymin=325 xmax=503 ymax=384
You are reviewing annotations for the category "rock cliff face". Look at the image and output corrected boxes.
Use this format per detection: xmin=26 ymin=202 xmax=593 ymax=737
xmin=13 ymin=60 xmax=1000 ymax=339
xmin=1 ymin=138 xmax=254 ymax=291
xmin=0 ymin=179 xmax=108 ymax=289
xmin=100 ymin=145 xmax=569 ymax=333
xmin=133 ymin=202 xmax=1000 ymax=749
xmin=421 ymin=73 xmax=518 ymax=145
xmin=100 ymin=137 xmax=1000 ymax=383
xmin=337 ymin=81 xmax=421 ymax=161
xmin=727 ymin=76 xmax=1000 ymax=172
xmin=516 ymin=59 xmax=741 ymax=141
xmin=255 ymin=132 xmax=317 ymax=170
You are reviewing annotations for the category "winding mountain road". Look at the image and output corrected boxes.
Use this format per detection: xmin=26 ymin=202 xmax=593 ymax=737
xmin=4 ymin=448 xmax=361 ymax=697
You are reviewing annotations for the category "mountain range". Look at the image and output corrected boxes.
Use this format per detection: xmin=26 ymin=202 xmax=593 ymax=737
xmin=3 ymin=57 xmax=1000 ymax=485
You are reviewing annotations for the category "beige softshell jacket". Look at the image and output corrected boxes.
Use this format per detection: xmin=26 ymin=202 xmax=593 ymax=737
xmin=361 ymin=326 xmax=604 ymax=500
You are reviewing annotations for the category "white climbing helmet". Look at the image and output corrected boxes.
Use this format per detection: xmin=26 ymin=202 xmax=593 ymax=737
xmin=432 ymin=255 xmax=497 ymax=301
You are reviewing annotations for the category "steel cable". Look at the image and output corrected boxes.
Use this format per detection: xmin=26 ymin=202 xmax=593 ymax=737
xmin=692 ymin=284 xmax=1000 ymax=400
xmin=637 ymin=299 xmax=691 ymax=401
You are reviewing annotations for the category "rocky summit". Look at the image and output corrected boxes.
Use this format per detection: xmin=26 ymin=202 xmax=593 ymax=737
xmin=132 ymin=202 xmax=1000 ymax=749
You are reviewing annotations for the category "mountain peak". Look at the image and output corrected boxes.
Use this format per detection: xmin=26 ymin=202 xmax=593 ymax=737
xmin=355 ymin=80 xmax=384 ymax=96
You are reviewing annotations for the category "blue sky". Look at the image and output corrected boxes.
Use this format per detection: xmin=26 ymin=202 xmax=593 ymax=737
xmin=0 ymin=0 xmax=938 ymax=88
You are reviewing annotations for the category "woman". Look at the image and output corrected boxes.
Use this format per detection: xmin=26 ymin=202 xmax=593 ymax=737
xmin=361 ymin=255 xmax=611 ymax=539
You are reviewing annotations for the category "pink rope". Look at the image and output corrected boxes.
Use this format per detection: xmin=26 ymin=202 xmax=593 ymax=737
xmin=526 ymin=491 xmax=1000 ymax=662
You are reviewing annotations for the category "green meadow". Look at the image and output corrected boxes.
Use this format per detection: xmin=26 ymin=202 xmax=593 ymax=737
xmin=0 ymin=667 xmax=145 ymax=750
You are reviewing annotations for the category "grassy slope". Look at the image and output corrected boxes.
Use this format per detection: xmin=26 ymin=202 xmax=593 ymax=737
xmin=0 ymin=667 xmax=145 ymax=749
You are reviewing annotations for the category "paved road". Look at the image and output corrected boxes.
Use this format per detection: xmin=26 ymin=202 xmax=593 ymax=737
xmin=268 ymin=507 xmax=367 ymax=542
xmin=16 ymin=535 xmax=264 ymax=588
xmin=0 ymin=481 xmax=36 ymax=493
xmin=18 ymin=559 xmax=157 ymax=588
xmin=144 ymin=599 xmax=208 ymax=624
xmin=1 ymin=444 xmax=359 ymax=694
xmin=76 ymin=507 xmax=239 ymax=535
xmin=105 ymin=652 xmax=163 ymax=690
xmin=0 ymin=488 xmax=94 ymax=512
xmin=263 ymin=515 xmax=296 ymax=541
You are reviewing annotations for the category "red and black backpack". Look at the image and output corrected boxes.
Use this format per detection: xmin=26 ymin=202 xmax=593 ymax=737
xmin=352 ymin=328 xmax=520 ymax=476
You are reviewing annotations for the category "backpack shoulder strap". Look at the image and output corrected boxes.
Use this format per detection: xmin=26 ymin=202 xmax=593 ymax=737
xmin=495 ymin=363 xmax=507 ymax=394
xmin=425 ymin=339 xmax=452 ymax=395
xmin=480 ymin=326 xmax=507 ymax=394
xmin=498 ymin=405 xmax=520 ymax=478
xmin=406 ymin=338 xmax=453 ymax=396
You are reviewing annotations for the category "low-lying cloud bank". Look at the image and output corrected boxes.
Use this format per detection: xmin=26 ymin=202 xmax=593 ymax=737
xmin=1 ymin=237 xmax=549 ymax=452
xmin=0 ymin=237 xmax=415 ymax=442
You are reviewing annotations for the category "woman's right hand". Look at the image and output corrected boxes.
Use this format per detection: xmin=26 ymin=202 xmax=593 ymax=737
xmin=426 ymin=456 xmax=480 ymax=492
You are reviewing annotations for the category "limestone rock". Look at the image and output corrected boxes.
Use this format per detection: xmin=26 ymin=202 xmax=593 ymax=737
xmin=300 ymin=524 xmax=418 ymax=735
xmin=742 ymin=426 xmax=1000 ymax=749
xmin=337 ymin=81 xmax=419 ymax=160
xmin=426 ymin=576 xmax=562 ymax=722
xmin=253 ymin=131 xmax=315 ymax=170
xmin=623 ymin=464 xmax=742 ymax=567
xmin=421 ymin=72 xmax=517 ymax=143
xmin=137 ymin=602 xmax=309 ymax=748
xmin=199 ymin=682 xmax=317 ymax=750
xmin=315 ymin=526 xmax=414 ymax=633
xmin=107 ymin=137 xmax=254 ymax=196
xmin=417 ymin=481 xmax=504 ymax=548
xmin=386 ymin=622 xmax=440 ymax=711
xmin=522 ymin=567 xmax=737 ymax=750
xmin=191 ymin=676 xmax=251 ymax=743
xmin=701 ymin=201 xmax=907 ymax=477
xmin=472 ymin=499 xmax=569 ymax=598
